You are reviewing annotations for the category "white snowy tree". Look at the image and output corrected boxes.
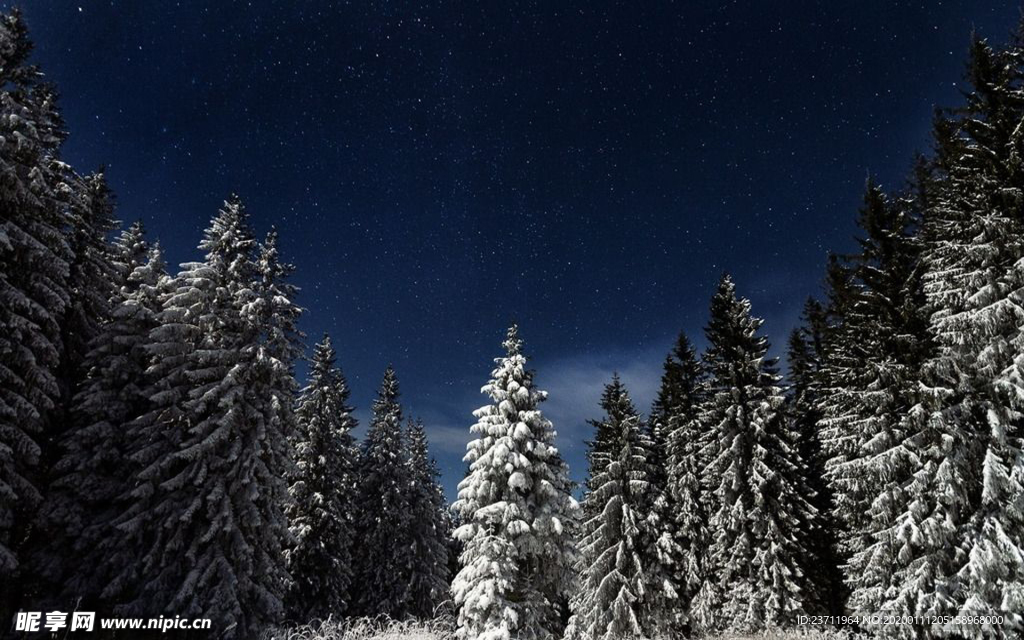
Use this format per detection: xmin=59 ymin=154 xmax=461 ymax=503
xmin=452 ymin=325 xmax=577 ymax=640
xmin=35 ymin=234 xmax=166 ymax=602
xmin=568 ymin=378 xmax=673 ymax=640
xmin=285 ymin=334 xmax=358 ymax=621
xmin=352 ymin=365 xmax=415 ymax=618
xmin=871 ymin=36 xmax=1024 ymax=638
xmin=654 ymin=334 xmax=710 ymax=632
xmin=405 ymin=418 xmax=452 ymax=619
xmin=695 ymin=275 xmax=813 ymax=633
xmin=110 ymin=198 xmax=300 ymax=638
xmin=0 ymin=9 xmax=73 ymax=585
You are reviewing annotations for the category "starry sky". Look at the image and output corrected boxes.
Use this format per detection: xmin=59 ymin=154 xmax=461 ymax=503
xmin=10 ymin=0 xmax=1020 ymax=496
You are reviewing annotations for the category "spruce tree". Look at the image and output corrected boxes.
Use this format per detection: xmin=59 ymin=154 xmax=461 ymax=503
xmin=0 ymin=9 xmax=72 ymax=586
xmin=111 ymin=199 xmax=300 ymax=638
xmin=352 ymin=366 xmax=415 ymax=618
xmin=654 ymin=333 xmax=709 ymax=633
xmin=34 ymin=238 xmax=166 ymax=602
xmin=696 ymin=274 xmax=813 ymax=633
xmin=884 ymin=34 xmax=1024 ymax=636
xmin=815 ymin=180 xmax=931 ymax=622
xmin=786 ymin=298 xmax=843 ymax=616
xmin=284 ymin=334 xmax=358 ymax=621
xmin=452 ymin=325 xmax=577 ymax=640
xmin=568 ymin=378 xmax=673 ymax=640
xmin=405 ymin=418 xmax=452 ymax=619
xmin=56 ymin=171 xmax=119 ymax=415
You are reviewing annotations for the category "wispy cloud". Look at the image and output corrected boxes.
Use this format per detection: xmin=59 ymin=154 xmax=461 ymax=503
xmin=534 ymin=345 xmax=665 ymax=447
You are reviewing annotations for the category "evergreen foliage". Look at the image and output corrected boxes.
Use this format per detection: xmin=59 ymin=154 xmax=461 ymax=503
xmin=452 ymin=326 xmax=577 ymax=640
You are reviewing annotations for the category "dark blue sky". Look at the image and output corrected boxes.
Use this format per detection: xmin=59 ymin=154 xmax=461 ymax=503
xmin=11 ymin=0 xmax=1019 ymax=495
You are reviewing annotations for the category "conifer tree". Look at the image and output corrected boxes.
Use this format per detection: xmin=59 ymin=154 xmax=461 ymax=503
xmin=882 ymin=34 xmax=1024 ymax=635
xmin=34 ymin=238 xmax=166 ymax=602
xmin=452 ymin=325 xmax=577 ymax=640
xmin=405 ymin=418 xmax=452 ymax=619
xmin=284 ymin=335 xmax=358 ymax=621
xmin=352 ymin=366 xmax=415 ymax=618
xmin=696 ymin=275 xmax=813 ymax=633
xmin=786 ymin=299 xmax=843 ymax=615
xmin=569 ymin=378 xmax=673 ymax=640
xmin=654 ymin=333 xmax=709 ymax=633
xmin=56 ymin=172 xmax=119 ymax=413
xmin=112 ymin=199 xmax=300 ymax=638
xmin=0 ymin=9 xmax=73 ymax=586
xmin=815 ymin=180 xmax=931 ymax=621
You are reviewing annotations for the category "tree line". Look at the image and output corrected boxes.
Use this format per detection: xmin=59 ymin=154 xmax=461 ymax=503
xmin=450 ymin=24 xmax=1024 ymax=640
xmin=2 ymin=6 xmax=1024 ymax=640
xmin=0 ymin=10 xmax=450 ymax=637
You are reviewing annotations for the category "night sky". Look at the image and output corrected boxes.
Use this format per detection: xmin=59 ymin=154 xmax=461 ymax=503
xmin=10 ymin=1 xmax=1020 ymax=495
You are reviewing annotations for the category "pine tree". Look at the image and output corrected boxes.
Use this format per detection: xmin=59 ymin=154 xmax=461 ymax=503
xmin=405 ymin=418 xmax=452 ymax=619
xmin=284 ymin=334 xmax=358 ymax=621
xmin=56 ymin=171 xmax=118 ymax=414
xmin=786 ymin=299 xmax=843 ymax=615
xmin=111 ymin=198 xmax=299 ymax=638
xmin=814 ymin=180 xmax=931 ymax=623
xmin=352 ymin=366 xmax=415 ymax=618
xmin=452 ymin=325 xmax=577 ymax=640
xmin=0 ymin=9 xmax=73 ymax=589
xmin=880 ymin=34 xmax=1024 ymax=636
xmin=568 ymin=378 xmax=672 ymax=640
xmin=696 ymin=274 xmax=813 ymax=633
xmin=34 ymin=236 xmax=166 ymax=602
xmin=654 ymin=333 xmax=709 ymax=633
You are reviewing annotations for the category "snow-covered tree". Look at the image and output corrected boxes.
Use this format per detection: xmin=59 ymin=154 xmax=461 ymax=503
xmin=874 ymin=35 xmax=1024 ymax=636
xmin=452 ymin=325 xmax=577 ymax=640
xmin=785 ymin=299 xmax=843 ymax=616
xmin=405 ymin=418 xmax=452 ymax=619
xmin=653 ymin=333 xmax=709 ymax=633
xmin=569 ymin=377 xmax=673 ymax=640
xmin=696 ymin=274 xmax=813 ymax=633
xmin=110 ymin=198 xmax=300 ymax=638
xmin=352 ymin=366 xmax=415 ymax=618
xmin=813 ymin=180 xmax=931 ymax=622
xmin=56 ymin=171 xmax=118 ymax=416
xmin=0 ymin=9 xmax=73 ymax=591
xmin=34 ymin=237 xmax=166 ymax=602
xmin=284 ymin=334 xmax=358 ymax=621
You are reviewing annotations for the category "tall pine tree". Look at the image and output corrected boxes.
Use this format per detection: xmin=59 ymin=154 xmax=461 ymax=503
xmin=34 ymin=235 xmax=166 ymax=603
xmin=882 ymin=34 xmax=1024 ymax=636
xmin=352 ymin=366 xmax=415 ymax=618
xmin=0 ymin=10 xmax=72 ymax=592
xmin=452 ymin=325 xmax=577 ymax=640
xmin=110 ymin=198 xmax=300 ymax=638
xmin=284 ymin=334 xmax=358 ymax=621
xmin=405 ymin=418 xmax=452 ymax=619
xmin=568 ymin=377 xmax=673 ymax=640
xmin=695 ymin=274 xmax=814 ymax=633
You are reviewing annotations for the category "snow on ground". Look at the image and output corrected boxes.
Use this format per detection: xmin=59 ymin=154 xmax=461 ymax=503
xmin=263 ymin=618 xmax=869 ymax=640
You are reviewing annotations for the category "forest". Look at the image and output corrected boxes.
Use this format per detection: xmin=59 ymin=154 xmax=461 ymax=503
xmin=1 ymin=6 xmax=1023 ymax=640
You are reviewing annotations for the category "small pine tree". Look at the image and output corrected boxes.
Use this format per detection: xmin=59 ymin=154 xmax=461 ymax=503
xmin=284 ymin=335 xmax=358 ymax=621
xmin=785 ymin=299 xmax=844 ymax=615
xmin=696 ymin=275 xmax=813 ymax=633
xmin=405 ymin=418 xmax=452 ymax=619
xmin=654 ymin=333 xmax=709 ymax=633
xmin=352 ymin=366 xmax=415 ymax=618
xmin=569 ymin=378 xmax=673 ymax=640
xmin=452 ymin=325 xmax=577 ymax=640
